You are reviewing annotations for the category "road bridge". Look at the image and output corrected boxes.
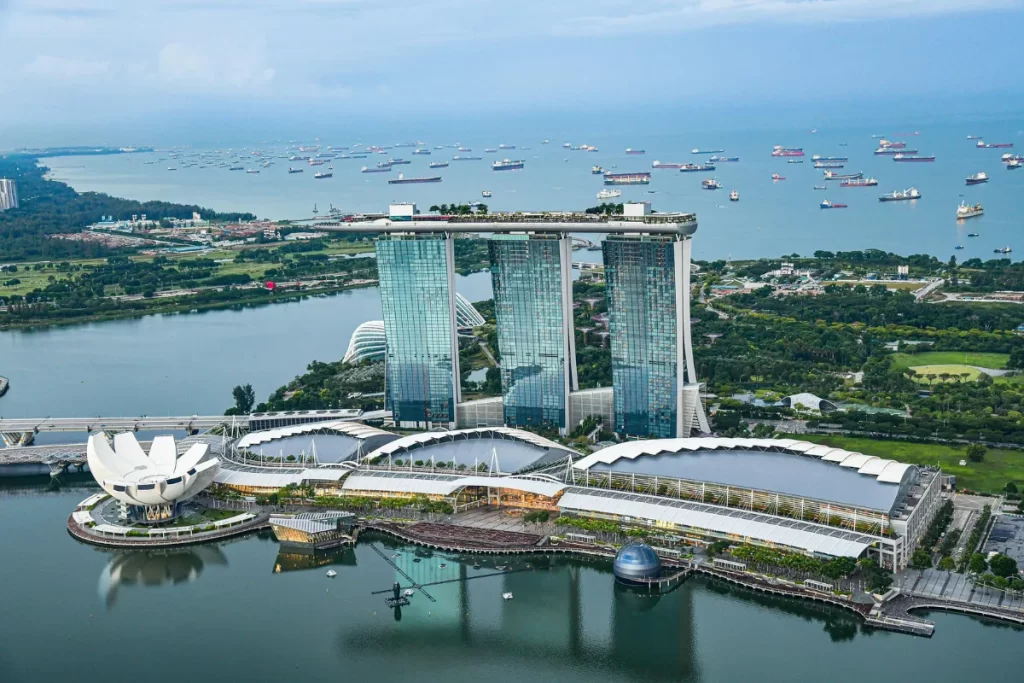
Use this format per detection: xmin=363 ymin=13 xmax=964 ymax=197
xmin=0 ymin=409 xmax=392 ymax=448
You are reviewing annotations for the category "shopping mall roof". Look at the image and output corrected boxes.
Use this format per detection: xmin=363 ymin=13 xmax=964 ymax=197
xmin=574 ymin=438 xmax=917 ymax=513
xmin=560 ymin=488 xmax=876 ymax=558
xmin=343 ymin=469 xmax=567 ymax=498
xmin=364 ymin=427 xmax=578 ymax=474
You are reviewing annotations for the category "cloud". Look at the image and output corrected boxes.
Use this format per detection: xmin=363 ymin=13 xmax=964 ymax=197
xmin=23 ymin=55 xmax=110 ymax=80
xmin=157 ymin=42 xmax=276 ymax=90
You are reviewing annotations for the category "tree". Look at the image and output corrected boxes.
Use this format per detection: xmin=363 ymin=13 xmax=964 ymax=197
xmin=1005 ymin=482 xmax=1019 ymax=495
xmin=966 ymin=443 xmax=987 ymax=463
xmin=938 ymin=556 xmax=956 ymax=573
xmin=968 ymin=552 xmax=988 ymax=575
xmin=988 ymin=553 xmax=1019 ymax=578
xmin=232 ymin=383 xmax=256 ymax=413
xmin=910 ymin=549 xmax=932 ymax=570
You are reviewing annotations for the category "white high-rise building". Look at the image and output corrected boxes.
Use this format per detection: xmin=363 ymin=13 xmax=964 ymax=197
xmin=0 ymin=179 xmax=18 ymax=212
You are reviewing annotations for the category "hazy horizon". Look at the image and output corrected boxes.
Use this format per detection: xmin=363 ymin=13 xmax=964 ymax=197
xmin=2 ymin=1 xmax=1024 ymax=148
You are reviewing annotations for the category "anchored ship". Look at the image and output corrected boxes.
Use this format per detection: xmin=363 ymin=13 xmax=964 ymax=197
xmin=453 ymin=155 xmax=482 ymax=161
xmin=388 ymin=173 xmax=441 ymax=184
xmin=820 ymin=199 xmax=848 ymax=209
xmin=692 ymin=148 xmax=724 ymax=154
xmin=879 ymin=188 xmax=921 ymax=202
xmin=701 ymin=179 xmax=722 ymax=190
xmin=824 ymin=170 xmax=864 ymax=180
xmin=603 ymin=172 xmax=651 ymax=185
xmin=729 ymin=190 xmax=739 ymax=201
xmin=771 ymin=146 xmax=804 ymax=157
xmin=893 ymin=154 xmax=935 ymax=162
xmin=361 ymin=166 xmax=391 ymax=173
xmin=314 ymin=171 xmax=332 ymax=179
xmin=288 ymin=168 xmax=304 ymax=173
xmin=811 ymin=155 xmax=848 ymax=162
xmin=840 ymin=177 xmax=878 ymax=187
xmin=966 ymin=172 xmax=989 ymax=185
xmin=977 ymin=140 xmax=1013 ymax=149
xmin=429 ymin=161 xmax=449 ymax=168
xmin=597 ymin=188 xmax=622 ymax=200
xmin=493 ymin=158 xmax=525 ymax=171
xmin=957 ymin=202 xmax=984 ymax=219
xmin=875 ymin=147 xmax=918 ymax=155
xmin=625 ymin=148 xmax=645 ymax=155
xmin=709 ymin=156 xmax=739 ymax=162
xmin=678 ymin=163 xmax=716 ymax=172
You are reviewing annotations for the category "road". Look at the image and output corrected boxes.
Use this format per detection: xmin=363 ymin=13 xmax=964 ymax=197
xmin=914 ymin=278 xmax=944 ymax=301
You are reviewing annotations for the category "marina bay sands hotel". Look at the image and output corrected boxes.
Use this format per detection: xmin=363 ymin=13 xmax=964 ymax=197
xmin=329 ymin=202 xmax=709 ymax=438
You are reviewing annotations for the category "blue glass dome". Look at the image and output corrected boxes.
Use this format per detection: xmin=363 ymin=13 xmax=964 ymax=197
xmin=613 ymin=542 xmax=662 ymax=582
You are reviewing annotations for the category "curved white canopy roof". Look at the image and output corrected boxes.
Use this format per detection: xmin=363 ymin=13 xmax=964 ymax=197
xmin=87 ymin=433 xmax=219 ymax=507
xmin=343 ymin=470 xmax=567 ymax=498
xmin=365 ymin=427 xmax=576 ymax=462
xmin=237 ymin=420 xmax=394 ymax=449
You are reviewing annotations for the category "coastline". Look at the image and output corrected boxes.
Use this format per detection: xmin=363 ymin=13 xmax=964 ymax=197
xmin=0 ymin=281 xmax=376 ymax=332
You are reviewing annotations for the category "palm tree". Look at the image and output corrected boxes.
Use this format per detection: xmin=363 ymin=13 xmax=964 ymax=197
xmin=960 ymin=372 xmax=970 ymax=383
xmin=429 ymin=204 xmax=440 ymax=213
xmin=439 ymin=203 xmax=449 ymax=214
xmin=939 ymin=372 xmax=951 ymax=384
xmin=476 ymin=203 xmax=488 ymax=215
xmin=926 ymin=373 xmax=937 ymax=386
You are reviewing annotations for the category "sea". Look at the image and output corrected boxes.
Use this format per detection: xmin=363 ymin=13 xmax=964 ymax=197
xmin=41 ymin=118 xmax=1024 ymax=263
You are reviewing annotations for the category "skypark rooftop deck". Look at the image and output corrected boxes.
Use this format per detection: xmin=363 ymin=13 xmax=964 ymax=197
xmin=320 ymin=211 xmax=698 ymax=235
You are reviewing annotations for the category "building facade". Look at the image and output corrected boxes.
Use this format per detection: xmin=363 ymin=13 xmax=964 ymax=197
xmin=603 ymin=233 xmax=708 ymax=438
xmin=376 ymin=233 xmax=460 ymax=428
xmin=0 ymin=178 xmax=18 ymax=212
xmin=489 ymin=233 xmax=577 ymax=433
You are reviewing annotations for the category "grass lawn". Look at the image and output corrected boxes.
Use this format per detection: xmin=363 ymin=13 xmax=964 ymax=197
xmin=799 ymin=434 xmax=1023 ymax=494
xmin=890 ymin=351 xmax=1009 ymax=370
xmin=908 ymin=364 xmax=983 ymax=382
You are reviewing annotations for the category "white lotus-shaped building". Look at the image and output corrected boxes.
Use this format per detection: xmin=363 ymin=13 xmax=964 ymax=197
xmin=87 ymin=432 xmax=220 ymax=522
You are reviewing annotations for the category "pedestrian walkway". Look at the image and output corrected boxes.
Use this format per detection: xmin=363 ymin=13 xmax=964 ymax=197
xmin=903 ymin=568 xmax=1024 ymax=612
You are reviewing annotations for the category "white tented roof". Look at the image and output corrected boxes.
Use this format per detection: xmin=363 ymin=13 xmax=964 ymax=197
xmin=365 ymin=427 xmax=575 ymax=460
xmin=559 ymin=490 xmax=873 ymax=559
xmin=237 ymin=420 xmax=392 ymax=449
xmin=214 ymin=469 xmax=305 ymax=488
xmin=342 ymin=471 xmax=567 ymax=498
xmin=573 ymin=437 xmax=917 ymax=488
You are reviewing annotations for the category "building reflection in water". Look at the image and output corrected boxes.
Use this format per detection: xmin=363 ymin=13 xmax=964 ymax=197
xmin=273 ymin=546 xmax=357 ymax=574
xmin=96 ymin=546 xmax=228 ymax=609
xmin=335 ymin=550 xmax=700 ymax=682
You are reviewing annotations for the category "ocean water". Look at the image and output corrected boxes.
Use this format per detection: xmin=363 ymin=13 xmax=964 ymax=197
xmin=41 ymin=119 xmax=1024 ymax=263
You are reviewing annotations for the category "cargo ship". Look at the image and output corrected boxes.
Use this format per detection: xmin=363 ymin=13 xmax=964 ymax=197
xmin=967 ymin=135 xmax=982 ymax=140
xmin=625 ymin=148 xmax=645 ymax=155
xmin=412 ymin=149 xmax=431 ymax=155
xmin=652 ymin=160 xmax=685 ymax=169
xmin=692 ymin=148 xmax=724 ymax=154
xmin=787 ymin=159 xmax=804 ymax=164
xmin=246 ymin=169 xmax=260 ymax=174
xmin=597 ymin=188 xmax=622 ymax=200
xmin=679 ymin=163 xmax=716 ymax=172
xmin=893 ymin=154 xmax=935 ymax=162
xmin=840 ymin=177 xmax=878 ymax=187
xmin=314 ymin=171 xmax=332 ymax=179
xmin=388 ymin=173 xmax=441 ymax=184
xmin=771 ymin=173 xmax=785 ymax=181
xmin=1009 ymin=159 xmax=1023 ymax=170
xmin=879 ymin=187 xmax=920 ymax=202
xmin=709 ymin=156 xmax=739 ymax=162
xmin=771 ymin=146 xmax=804 ymax=157
xmin=388 ymin=158 xmax=411 ymax=165
xmin=977 ymin=140 xmax=1013 ymax=149
xmin=229 ymin=166 xmax=244 ymax=171
xmin=820 ymin=199 xmax=848 ymax=209
xmin=957 ymin=201 xmax=983 ymax=219
xmin=824 ymin=170 xmax=863 ymax=180
xmin=814 ymin=162 xmax=845 ymax=169
xmin=878 ymin=139 xmax=906 ymax=149
xmin=729 ymin=190 xmax=739 ymax=201
xmin=811 ymin=155 xmax=849 ymax=162
xmin=361 ymin=165 xmax=391 ymax=173
xmin=482 ymin=190 xmax=492 ymax=197
xmin=499 ymin=144 xmax=516 ymax=150
xmin=592 ymin=165 xmax=605 ymax=174
xmin=966 ymin=172 xmax=989 ymax=185
xmin=484 ymin=148 xmax=498 ymax=153
xmin=875 ymin=147 xmax=918 ymax=155
xmin=493 ymin=158 xmax=525 ymax=171
xmin=452 ymin=155 xmax=482 ymax=161
xmin=1001 ymin=153 xmax=1022 ymax=162
xmin=702 ymin=179 xmax=722 ymax=190
xmin=995 ymin=246 xmax=1012 ymax=254
xmin=429 ymin=161 xmax=449 ymax=168
xmin=288 ymin=167 xmax=304 ymax=173
xmin=457 ymin=147 xmax=472 ymax=152
xmin=604 ymin=172 xmax=651 ymax=185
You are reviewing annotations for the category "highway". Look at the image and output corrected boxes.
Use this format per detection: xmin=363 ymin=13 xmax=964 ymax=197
xmin=0 ymin=415 xmax=238 ymax=434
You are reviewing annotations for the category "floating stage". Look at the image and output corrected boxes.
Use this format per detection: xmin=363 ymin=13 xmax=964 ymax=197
xmin=269 ymin=512 xmax=357 ymax=550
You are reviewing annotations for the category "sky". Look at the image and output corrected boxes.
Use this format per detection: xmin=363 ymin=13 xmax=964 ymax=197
xmin=1 ymin=0 xmax=1024 ymax=146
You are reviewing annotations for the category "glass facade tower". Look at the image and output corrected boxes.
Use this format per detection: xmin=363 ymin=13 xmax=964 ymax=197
xmin=376 ymin=234 xmax=460 ymax=428
xmin=489 ymin=234 xmax=577 ymax=433
xmin=602 ymin=233 xmax=708 ymax=438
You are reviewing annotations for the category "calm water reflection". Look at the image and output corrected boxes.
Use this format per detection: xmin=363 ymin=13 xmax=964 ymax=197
xmin=1 ymin=481 xmax=1022 ymax=682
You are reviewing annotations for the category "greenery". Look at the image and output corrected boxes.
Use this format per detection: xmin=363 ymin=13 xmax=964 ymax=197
xmin=988 ymin=553 xmax=1019 ymax=578
xmin=858 ymin=558 xmax=893 ymax=593
xmin=967 ymin=443 xmax=987 ymax=463
xmin=729 ymin=544 xmax=857 ymax=581
xmin=960 ymin=505 xmax=993 ymax=572
xmin=0 ymin=154 xmax=255 ymax=262
xmin=230 ymin=384 xmax=256 ymax=415
xmin=799 ymin=436 xmax=1024 ymax=495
